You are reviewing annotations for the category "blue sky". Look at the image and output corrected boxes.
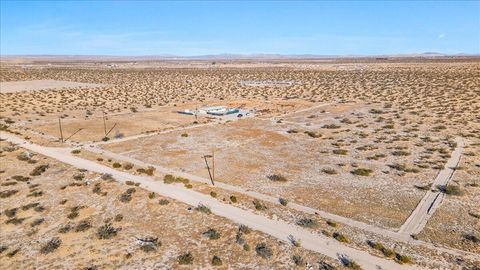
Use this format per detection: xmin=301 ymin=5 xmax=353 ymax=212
xmin=1 ymin=1 xmax=479 ymax=56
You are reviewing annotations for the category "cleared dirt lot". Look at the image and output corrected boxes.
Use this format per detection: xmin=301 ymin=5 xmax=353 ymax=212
xmin=0 ymin=80 xmax=104 ymax=93
xmin=103 ymin=102 xmax=448 ymax=230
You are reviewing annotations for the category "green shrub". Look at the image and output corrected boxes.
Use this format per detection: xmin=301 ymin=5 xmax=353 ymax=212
xmin=123 ymin=163 xmax=133 ymax=170
xmin=71 ymin=149 xmax=81 ymax=154
xmin=112 ymin=162 xmax=122 ymax=168
xmin=292 ymin=255 xmax=304 ymax=266
xmin=279 ymin=197 xmax=288 ymax=206
xmin=202 ymin=228 xmax=220 ymax=240
xmin=178 ymin=252 xmax=194 ymax=265
xmin=333 ymin=232 xmax=349 ymax=243
xmin=97 ymin=223 xmax=118 ymax=239
xmin=333 ymin=149 xmax=348 ymax=155
xmin=395 ymin=254 xmax=412 ymax=264
xmin=296 ymin=218 xmax=317 ymax=228
xmin=211 ymin=255 xmax=222 ymax=266
xmin=326 ymin=220 xmax=337 ymax=227
xmin=253 ymin=199 xmax=267 ymax=211
xmin=230 ymin=195 xmax=237 ymax=203
xmin=148 ymin=192 xmax=156 ymax=199
xmin=322 ymin=168 xmax=337 ymax=175
xmin=159 ymin=199 xmax=169 ymax=205
xmin=0 ymin=190 xmax=18 ymax=198
xmin=75 ymin=220 xmax=92 ymax=232
xmin=196 ymin=204 xmax=211 ymax=214
xmin=438 ymin=185 xmax=464 ymax=196
xmin=267 ymin=174 xmax=287 ymax=182
xmin=351 ymin=168 xmax=373 ymax=176
xmin=255 ymin=243 xmax=272 ymax=259
xmin=30 ymin=165 xmax=49 ymax=176
xmin=40 ymin=237 xmax=61 ymax=254
xmin=210 ymin=191 xmax=217 ymax=198
xmin=30 ymin=218 xmax=45 ymax=227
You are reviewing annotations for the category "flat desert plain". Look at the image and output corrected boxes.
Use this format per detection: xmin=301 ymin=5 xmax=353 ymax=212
xmin=1 ymin=58 xmax=479 ymax=270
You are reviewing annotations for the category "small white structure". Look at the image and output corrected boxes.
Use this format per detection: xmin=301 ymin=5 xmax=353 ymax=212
xmin=198 ymin=106 xmax=226 ymax=114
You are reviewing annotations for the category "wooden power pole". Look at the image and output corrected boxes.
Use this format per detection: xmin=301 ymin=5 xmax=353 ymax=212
xmin=58 ymin=117 xmax=64 ymax=143
xmin=102 ymin=111 xmax=107 ymax=137
xmin=212 ymin=147 xmax=215 ymax=183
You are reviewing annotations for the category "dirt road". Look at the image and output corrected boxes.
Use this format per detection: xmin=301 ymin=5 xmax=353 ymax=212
xmin=398 ymin=137 xmax=464 ymax=236
xmin=1 ymin=132 xmax=419 ymax=270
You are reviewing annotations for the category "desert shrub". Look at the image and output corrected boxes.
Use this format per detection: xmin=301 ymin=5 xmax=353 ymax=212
xmin=323 ymin=124 xmax=340 ymax=129
xmin=125 ymin=180 xmax=135 ymax=186
xmin=27 ymin=190 xmax=43 ymax=197
xmin=395 ymin=254 xmax=412 ymax=264
xmin=304 ymin=131 xmax=322 ymax=138
xmin=0 ymin=190 xmax=18 ymax=198
xmin=40 ymin=237 xmax=61 ymax=254
xmin=58 ymin=224 xmax=73 ymax=233
xmin=230 ymin=195 xmax=237 ymax=203
xmin=464 ymin=233 xmax=479 ymax=243
xmin=253 ymin=199 xmax=267 ymax=210
xmin=326 ymin=220 xmax=337 ymax=227
xmin=163 ymin=174 xmax=175 ymax=184
xmin=34 ymin=205 xmax=45 ymax=212
xmin=438 ymin=185 xmax=464 ymax=196
xmin=0 ymin=246 xmax=7 ymax=254
xmin=4 ymin=208 xmax=17 ymax=217
xmin=73 ymin=173 xmax=85 ymax=181
xmin=196 ymin=204 xmax=211 ymax=214
xmin=67 ymin=206 xmax=82 ymax=219
xmin=296 ymin=218 xmax=317 ymax=228
xmin=322 ymin=168 xmax=337 ymax=175
xmin=243 ymin=243 xmax=251 ymax=251
xmin=184 ymin=183 xmax=192 ymax=189
xmin=238 ymin=224 xmax=251 ymax=234
xmin=17 ymin=153 xmax=31 ymax=161
xmin=6 ymin=248 xmax=19 ymax=257
xmin=414 ymin=183 xmax=432 ymax=191
xmin=138 ymin=237 xmax=160 ymax=253
xmin=203 ymin=228 xmax=220 ymax=240
xmin=21 ymin=202 xmax=40 ymax=211
xmin=391 ymin=150 xmax=410 ymax=156
xmin=5 ymin=217 xmax=25 ymax=225
xmin=287 ymin=129 xmax=299 ymax=133
xmin=145 ymin=166 xmax=155 ymax=176
xmin=119 ymin=188 xmax=136 ymax=203
xmin=148 ymin=192 xmax=156 ymax=199
xmin=71 ymin=149 xmax=81 ymax=154
xmin=292 ymin=255 xmax=304 ymax=266
xmin=12 ymin=175 xmax=30 ymax=182
xmin=75 ymin=220 xmax=92 ymax=232
xmin=267 ymin=174 xmax=287 ymax=182
xmin=30 ymin=164 xmax=49 ymax=176
xmin=30 ymin=218 xmax=45 ymax=227
xmin=210 ymin=191 xmax=217 ymax=198
xmin=181 ymin=133 xmax=188 ymax=137
xmin=112 ymin=162 xmax=122 ymax=168
xmin=351 ymin=168 xmax=373 ymax=176
xmin=123 ymin=163 xmax=133 ymax=170
xmin=288 ymin=235 xmax=301 ymax=247
xmin=101 ymin=173 xmax=114 ymax=181
xmin=211 ymin=255 xmax=222 ymax=266
xmin=159 ymin=199 xmax=169 ymax=205
xmin=255 ymin=243 xmax=272 ymax=259
xmin=178 ymin=252 xmax=194 ymax=265
xmin=333 ymin=149 xmax=348 ymax=155
xmin=279 ymin=197 xmax=288 ymax=206
xmin=333 ymin=232 xmax=349 ymax=243
xmin=1 ymin=181 xmax=17 ymax=186
xmin=114 ymin=214 xmax=123 ymax=222
xmin=97 ymin=223 xmax=118 ymax=239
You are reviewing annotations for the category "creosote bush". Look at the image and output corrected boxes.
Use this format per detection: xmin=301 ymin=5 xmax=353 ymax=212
xmin=178 ymin=252 xmax=194 ymax=265
xmin=97 ymin=222 xmax=118 ymax=239
xmin=40 ymin=237 xmax=61 ymax=254
xmin=351 ymin=168 xmax=373 ymax=176
xmin=255 ymin=243 xmax=272 ymax=259
xmin=267 ymin=174 xmax=287 ymax=182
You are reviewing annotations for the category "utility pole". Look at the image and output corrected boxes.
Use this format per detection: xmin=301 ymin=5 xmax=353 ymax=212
xmin=102 ymin=111 xmax=107 ymax=137
xmin=58 ymin=117 xmax=64 ymax=143
xmin=203 ymin=155 xmax=214 ymax=185
xmin=212 ymin=147 xmax=215 ymax=183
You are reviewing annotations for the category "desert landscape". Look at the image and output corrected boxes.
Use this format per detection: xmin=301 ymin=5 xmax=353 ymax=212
xmin=0 ymin=56 xmax=479 ymax=270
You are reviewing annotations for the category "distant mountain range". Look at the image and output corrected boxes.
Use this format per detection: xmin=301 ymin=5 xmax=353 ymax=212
xmin=1 ymin=52 xmax=478 ymax=61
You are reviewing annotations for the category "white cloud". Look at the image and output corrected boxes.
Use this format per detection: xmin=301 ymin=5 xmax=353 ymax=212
xmin=438 ymin=33 xmax=446 ymax=39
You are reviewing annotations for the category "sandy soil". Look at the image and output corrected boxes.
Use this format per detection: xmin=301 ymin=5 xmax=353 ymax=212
xmin=0 ymin=80 xmax=104 ymax=93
